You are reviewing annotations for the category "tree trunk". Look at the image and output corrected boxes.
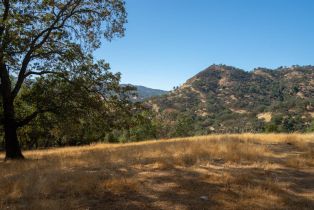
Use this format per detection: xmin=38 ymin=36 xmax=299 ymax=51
xmin=3 ymin=98 xmax=24 ymax=159
xmin=0 ymin=63 xmax=24 ymax=160
xmin=4 ymin=119 xmax=24 ymax=160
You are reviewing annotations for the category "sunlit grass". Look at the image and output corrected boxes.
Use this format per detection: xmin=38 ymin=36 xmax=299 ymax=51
xmin=0 ymin=133 xmax=313 ymax=209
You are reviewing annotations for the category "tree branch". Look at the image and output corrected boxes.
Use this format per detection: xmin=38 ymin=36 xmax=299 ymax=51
xmin=11 ymin=0 xmax=80 ymax=99
xmin=16 ymin=109 xmax=51 ymax=127
xmin=24 ymin=70 xmax=61 ymax=78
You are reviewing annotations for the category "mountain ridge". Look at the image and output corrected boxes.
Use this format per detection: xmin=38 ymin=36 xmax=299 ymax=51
xmin=123 ymin=84 xmax=168 ymax=101
xmin=148 ymin=64 xmax=314 ymax=135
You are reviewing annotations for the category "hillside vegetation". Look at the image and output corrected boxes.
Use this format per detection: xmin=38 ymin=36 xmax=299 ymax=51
xmin=149 ymin=65 xmax=314 ymax=136
xmin=133 ymin=85 xmax=168 ymax=101
xmin=1 ymin=134 xmax=313 ymax=209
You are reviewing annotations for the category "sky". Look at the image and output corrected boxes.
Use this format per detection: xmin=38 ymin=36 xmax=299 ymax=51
xmin=94 ymin=0 xmax=314 ymax=90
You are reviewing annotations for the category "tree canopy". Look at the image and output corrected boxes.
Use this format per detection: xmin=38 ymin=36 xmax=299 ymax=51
xmin=0 ymin=0 xmax=128 ymax=159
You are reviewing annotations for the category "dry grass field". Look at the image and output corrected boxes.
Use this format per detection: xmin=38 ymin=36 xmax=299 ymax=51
xmin=0 ymin=133 xmax=314 ymax=210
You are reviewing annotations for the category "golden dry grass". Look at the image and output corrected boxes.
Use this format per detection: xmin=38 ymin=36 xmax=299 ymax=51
xmin=0 ymin=133 xmax=314 ymax=210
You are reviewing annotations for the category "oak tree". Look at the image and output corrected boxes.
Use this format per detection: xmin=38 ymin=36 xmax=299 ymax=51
xmin=16 ymin=59 xmax=136 ymax=148
xmin=0 ymin=0 xmax=127 ymax=159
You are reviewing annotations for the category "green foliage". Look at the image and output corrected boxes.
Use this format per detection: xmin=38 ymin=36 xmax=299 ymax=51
xmin=0 ymin=58 xmax=155 ymax=149
xmin=307 ymin=121 xmax=314 ymax=132
xmin=0 ymin=0 xmax=128 ymax=157
xmin=264 ymin=123 xmax=279 ymax=133
xmin=172 ymin=115 xmax=194 ymax=137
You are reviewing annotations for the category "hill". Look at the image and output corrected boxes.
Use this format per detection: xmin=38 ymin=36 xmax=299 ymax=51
xmin=123 ymin=84 xmax=168 ymax=101
xmin=134 ymin=85 xmax=168 ymax=101
xmin=148 ymin=65 xmax=314 ymax=135
xmin=1 ymin=134 xmax=313 ymax=209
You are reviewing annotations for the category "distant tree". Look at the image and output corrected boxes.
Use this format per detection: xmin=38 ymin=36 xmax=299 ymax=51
xmin=307 ymin=120 xmax=314 ymax=132
xmin=126 ymin=110 xmax=157 ymax=141
xmin=174 ymin=115 xmax=193 ymax=137
xmin=0 ymin=0 xmax=127 ymax=159
xmin=281 ymin=116 xmax=295 ymax=132
xmin=264 ymin=123 xmax=278 ymax=133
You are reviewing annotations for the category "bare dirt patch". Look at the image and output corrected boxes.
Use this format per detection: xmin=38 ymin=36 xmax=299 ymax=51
xmin=257 ymin=112 xmax=272 ymax=122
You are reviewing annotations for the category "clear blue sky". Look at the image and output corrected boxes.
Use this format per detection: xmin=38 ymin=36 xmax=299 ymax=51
xmin=94 ymin=0 xmax=314 ymax=90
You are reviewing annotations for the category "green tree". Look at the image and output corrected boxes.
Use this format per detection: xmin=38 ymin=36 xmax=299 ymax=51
xmin=128 ymin=109 xmax=158 ymax=141
xmin=307 ymin=120 xmax=314 ymax=132
xmin=173 ymin=115 xmax=194 ymax=137
xmin=0 ymin=0 xmax=127 ymax=159
xmin=264 ymin=123 xmax=278 ymax=133
xmin=15 ymin=60 xmax=136 ymax=148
